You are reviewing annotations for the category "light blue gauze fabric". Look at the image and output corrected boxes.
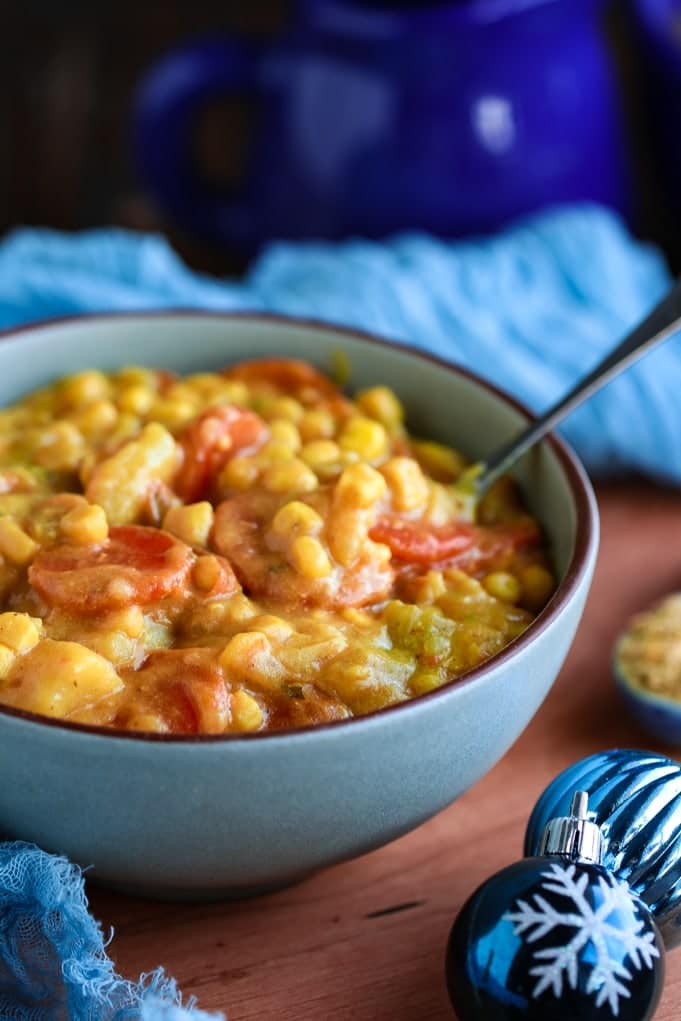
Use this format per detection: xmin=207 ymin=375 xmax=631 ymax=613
xmin=0 ymin=203 xmax=675 ymax=479
xmin=0 ymin=842 xmax=223 ymax=1020
xmin=0 ymin=203 xmax=675 ymax=1020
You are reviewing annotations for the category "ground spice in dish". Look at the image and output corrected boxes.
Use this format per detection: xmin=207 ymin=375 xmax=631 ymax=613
xmin=617 ymin=594 xmax=681 ymax=700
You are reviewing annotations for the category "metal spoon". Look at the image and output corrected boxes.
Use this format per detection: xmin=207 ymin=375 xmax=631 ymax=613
xmin=474 ymin=275 xmax=681 ymax=494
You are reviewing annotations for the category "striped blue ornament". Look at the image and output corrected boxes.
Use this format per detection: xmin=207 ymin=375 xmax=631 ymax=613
xmin=524 ymin=749 xmax=681 ymax=949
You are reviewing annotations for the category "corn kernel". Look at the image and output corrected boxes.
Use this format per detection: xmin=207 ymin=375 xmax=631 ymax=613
xmin=357 ymin=386 xmax=404 ymax=429
xmin=301 ymin=440 xmax=341 ymax=471
xmin=519 ymin=565 xmax=554 ymax=610
xmin=150 ymin=398 xmax=197 ymax=430
xmin=327 ymin=508 xmax=368 ymax=566
xmin=442 ymin=567 xmax=485 ymax=597
xmin=115 ymin=366 xmax=160 ymax=389
xmin=299 ymin=409 xmax=336 ymax=441
xmin=214 ymin=381 xmax=249 ymax=406
xmin=57 ymin=370 xmax=110 ymax=409
xmin=0 ymin=518 xmax=38 ymax=566
xmin=289 ymin=535 xmax=332 ymax=578
xmin=268 ymin=397 xmax=304 ymax=423
xmin=185 ymin=372 xmax=222 ymax=395
xmin=257 ymin=439 xmax=296 ymax=464
xmin=103 ymin=606 xmax=145 ymax=638
xmin=0 ymin=612 xmax=42 ymax=653
xmin=231 ymin=690 xmax=264 ymax=732
xmin=371 ymin=541 xmax=392 ymax=566
xmin=342 ymin=608 xmax=374 ymax=627
xmin=219 ymin=631 xmax=284 ymax=689
xmin=193 ymin=554 xmax=222 ymax=592
xmin=483 ymin=571 xmax=521 ymax=603
xmin=411 ymin=440 xmax=465 ymax=483
xmin=335 ymin=463 xmax=387 ymax=509
xmin=339 ymin=417 xmax=387 ymax=461
xmin=71 ymin=399 xmax=118 ymax=437
xmin=269 ymin=501 xmax=323 ymax=544
xmin=162 ymin=501 xmax=214 ymax=547
xmin=219 ymin=456 xmax=260 ymax=491
xmin=24 ymin=390 xmax=54 ymax=417
xmin=269 ymin=419 xmax=302 ymax=451
xmin=59 ymin=503 xmax=109 ymax=545
xmin=107 ymin=413 xmax=141 ymax=444
xmin=247 ymin=614 xmax=294 ymax=641
xmin=165 ymin=382 xmax=200 ymax=406
xmin=402 ymin=569 xmax=446 ymax=604
xmin=424 ymin=483 xmax=459 ymax=526
xmin=339 ymin=449 xmax=362 ymax=467
xmin=381 ymin=457 xmax=429 ymax=512
xmin=126 ymin=713 xmax=169 ymax=733
xmin=220 ymin=630 xmax=268 ymax=667
xmin=223 ymin=593 xmax=258 ymax=626
xmin=35 ymin=422 xmax=85 ymax=471
xmin=0 ymin=644 xmax=16 ymax=679
xmin=262 ymin=459 xmax=318 ymax=495
xmin=117 ymin=384 xmax=154 ymax=416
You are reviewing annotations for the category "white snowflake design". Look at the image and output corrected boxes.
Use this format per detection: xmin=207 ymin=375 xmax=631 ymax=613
xmin=505 ymin=863 xmax=660 ymax=1016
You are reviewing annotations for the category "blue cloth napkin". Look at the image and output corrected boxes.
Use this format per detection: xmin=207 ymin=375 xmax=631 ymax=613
xmin=0 ymin=203 xmax=674 ymax=481
xmin=0 ymin=842 xmax=223 ymax=1020
xmin=0 ymin=203 xmax=675 ymax=1019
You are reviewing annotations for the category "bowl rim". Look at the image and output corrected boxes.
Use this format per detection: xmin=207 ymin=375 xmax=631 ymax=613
xmin=0 ymin=309 xmax=598 ymax=743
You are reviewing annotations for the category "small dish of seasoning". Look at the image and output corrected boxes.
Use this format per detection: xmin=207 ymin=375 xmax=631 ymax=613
xmin=614 ymin=594 xmax=681 ymax=745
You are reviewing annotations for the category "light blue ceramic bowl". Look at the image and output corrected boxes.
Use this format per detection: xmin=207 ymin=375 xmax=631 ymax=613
xmin=0 ymin=313 xmax=598 ymax=899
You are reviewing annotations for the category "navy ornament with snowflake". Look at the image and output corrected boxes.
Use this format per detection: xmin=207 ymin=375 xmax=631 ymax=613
xmin=525 ymin=748 xmax=681 ymax=948
xmin=446 ymin=792 xmax=664 ymax=1020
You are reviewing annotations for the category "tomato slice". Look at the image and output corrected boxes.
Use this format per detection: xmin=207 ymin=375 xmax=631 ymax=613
xmin=175 ymin=405 xmax=267 ymax=502
xmin=29 ymin=525 xmax=194 ymax=613
xmin=222 ymin=358 xmax=341 ymax=398
xmin=370 ymin=518 xmax=476 ymax=564
xmin=371 ymin=516 xmax=542 ymax=569
xmin=462 ymin=519 xmax=543 ymax=573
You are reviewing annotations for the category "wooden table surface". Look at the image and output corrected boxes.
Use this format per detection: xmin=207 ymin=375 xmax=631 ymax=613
xmin=89 ymin=481 xmax=681 ymax=1020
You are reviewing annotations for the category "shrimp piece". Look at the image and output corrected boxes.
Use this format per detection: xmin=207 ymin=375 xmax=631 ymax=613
xmin=213 ymin=490 xmax=394 ymax=609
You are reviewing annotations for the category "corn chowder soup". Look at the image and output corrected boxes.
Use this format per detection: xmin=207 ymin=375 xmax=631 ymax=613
xmin=0 ymin=358 xmax=555 ymax=734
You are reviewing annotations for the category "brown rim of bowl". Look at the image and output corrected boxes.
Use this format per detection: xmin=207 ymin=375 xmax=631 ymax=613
xmin=0 ymin=310 xmax=598 ymax=743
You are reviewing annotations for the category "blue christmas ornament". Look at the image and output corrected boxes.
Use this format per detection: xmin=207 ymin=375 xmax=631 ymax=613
xmin=524 ymin=749 xmax=681 ymax=948
xmin=447 ymin=793 xmax=665 ymax=1020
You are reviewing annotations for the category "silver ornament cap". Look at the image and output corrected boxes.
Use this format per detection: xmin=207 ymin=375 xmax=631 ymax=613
xmin=537 ymin=790 xmax=603 ymax=864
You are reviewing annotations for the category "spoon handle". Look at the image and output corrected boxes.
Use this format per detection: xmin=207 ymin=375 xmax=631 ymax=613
xmin=476 ymin=275 xmax=681 ymax=493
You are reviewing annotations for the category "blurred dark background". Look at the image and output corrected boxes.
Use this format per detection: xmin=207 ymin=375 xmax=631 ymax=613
xmin=0 ymin=1 xmax=678 ymax=274
xmin=0 ymin=2 xmax=293 ymax=273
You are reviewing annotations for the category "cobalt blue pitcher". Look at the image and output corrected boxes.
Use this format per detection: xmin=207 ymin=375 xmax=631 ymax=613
xmin=132 ymin=0 xmax=630 ymax=252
